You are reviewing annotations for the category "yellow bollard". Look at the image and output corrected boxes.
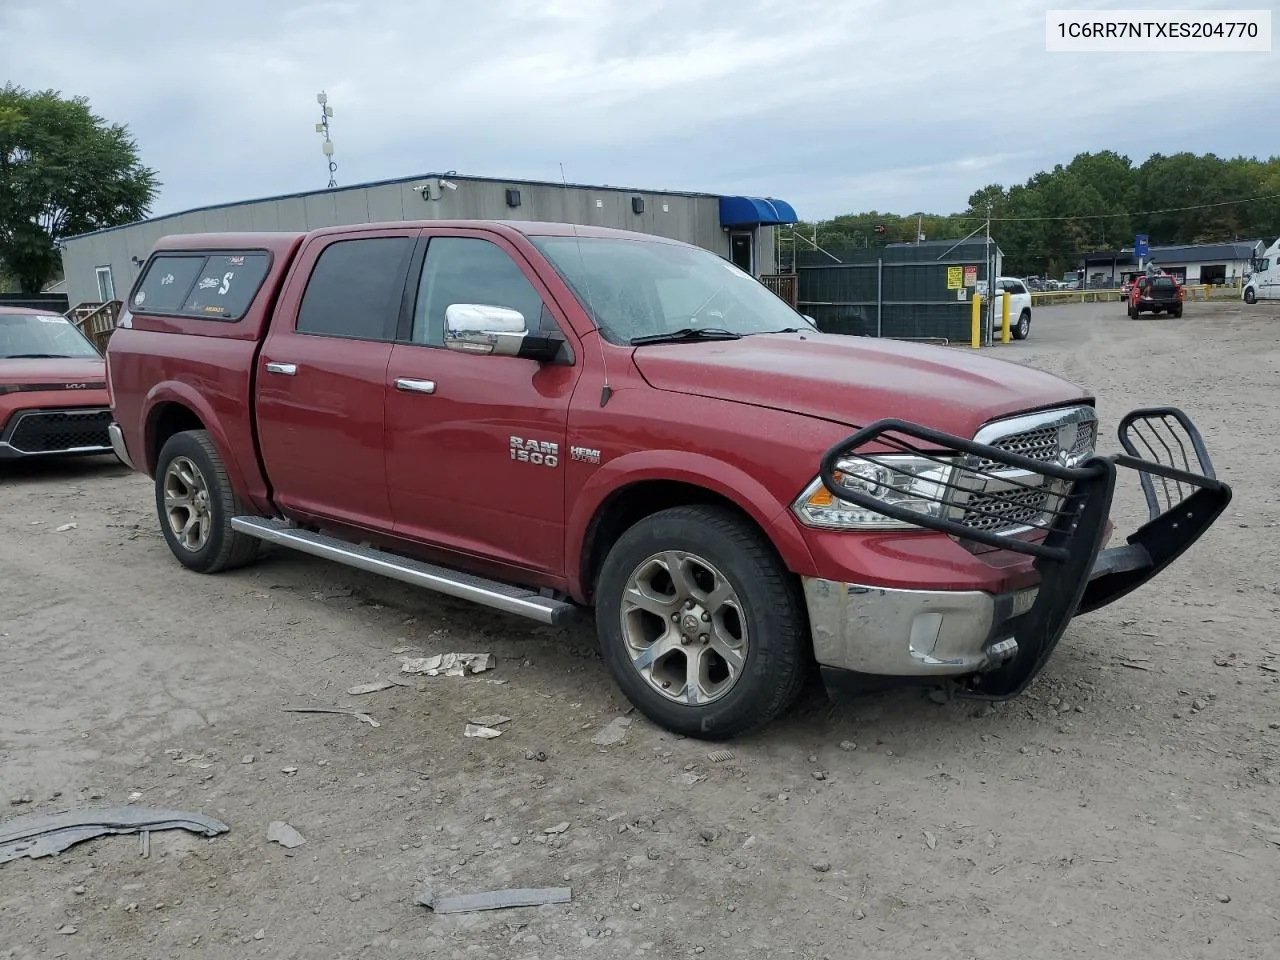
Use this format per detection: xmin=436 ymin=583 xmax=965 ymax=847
xmin=1001 ymin=291 xmax=1011 ymax=343
xmin=971 ymin=293 xmax=982 ymax=348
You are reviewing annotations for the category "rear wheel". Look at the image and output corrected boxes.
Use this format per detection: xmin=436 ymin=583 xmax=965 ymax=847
xmin=1013 ymin=310 xmax=1031 ymax=340
xmin=1172 ymin=304 xmax=1183 ymax=318
xmin=595 ymin=505 xmax=809 ymax=740
xmin=154 ymin=430 xmax=260 ymax=574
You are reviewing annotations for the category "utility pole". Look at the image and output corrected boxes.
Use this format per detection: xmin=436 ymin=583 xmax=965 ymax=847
xmin=985 ymin=208 xmax=995 ymax=346
xmin=315 ymin=91 xmax=337 ymax=188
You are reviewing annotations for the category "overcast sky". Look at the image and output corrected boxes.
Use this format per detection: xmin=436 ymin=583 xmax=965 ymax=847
xmin=3 ymin=0 xmax=1276 ymax=222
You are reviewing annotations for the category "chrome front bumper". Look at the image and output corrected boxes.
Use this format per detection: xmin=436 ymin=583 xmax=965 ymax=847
xmin=108 ymin=422 xmax=134 ymax=469
xmin=802 ymin=579 xmax=1035 ymax=677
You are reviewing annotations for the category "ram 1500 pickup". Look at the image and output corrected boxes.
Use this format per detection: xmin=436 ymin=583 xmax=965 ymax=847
xmin=105 ymin=221 xmax=1232 ymax=739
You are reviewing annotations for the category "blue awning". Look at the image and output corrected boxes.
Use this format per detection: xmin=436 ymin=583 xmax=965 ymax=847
xmin=718 ymin=196 xmax=798 ymax=228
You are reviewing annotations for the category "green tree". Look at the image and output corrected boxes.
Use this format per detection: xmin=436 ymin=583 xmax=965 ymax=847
xmin=0 ymin=85 xmax=159 ymax=293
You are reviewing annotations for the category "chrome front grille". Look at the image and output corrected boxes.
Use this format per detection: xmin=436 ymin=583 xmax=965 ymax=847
xmin=955 ymin=406 xmax=1098 ymax=537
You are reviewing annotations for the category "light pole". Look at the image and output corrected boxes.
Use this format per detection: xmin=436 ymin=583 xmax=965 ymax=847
xmin=315 ymin=92 xmax=337 ymax=188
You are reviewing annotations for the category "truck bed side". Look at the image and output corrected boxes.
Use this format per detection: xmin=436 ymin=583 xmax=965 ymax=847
xmin=107 ymin=233 xmax=305 ymax=515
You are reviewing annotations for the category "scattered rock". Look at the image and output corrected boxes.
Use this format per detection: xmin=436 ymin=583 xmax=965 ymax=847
xmin=590 ymin=717 xmax=633 ymax=747
xmin=807 ymin=754 xmax=818 ymax=763
xmin=1192 ymin=699 xmax=1209 ymax=712
xmin=280 ymin=767 xmax=298 ymax=775
xmin=72 ymin=885 xmax=86 ymax=895
xmin=58 ymin=925 xmax=77 ymax=935
xmin=240 ymin=755 xmax=255 ymax=764
xmin=707 ymin=749 xmax=734 ymax=763
xmin=1216 ymin=893 xmax=1231 ymax=904
xmin=631 ymin=902 xmax=641 ymax=912
xmin=8 ymin=796 xmax=31 ymax=806
xmin=924 ymin=831 xmax=938 ymax=850
xmin=699 ymin=827 xmax=719 ymax=843
xmin=811 ymin=861 xmax=831 ymax=873
xmin=544 ymin=822 xmax=571 ymax=835
xmin=853 ymin=908 xmax=866 ymax=921
xmin=839 ymin=741 xmax=857 ymax=752
xmin=253 ymin=929 xmax=265 ymax=941
xmin=524 ymin=749 xmax=548 ymax=762
xmin=464 ymin=724 xmax=503 ymax=740
xmin=55 ymin=523 xmax=77 ymax=533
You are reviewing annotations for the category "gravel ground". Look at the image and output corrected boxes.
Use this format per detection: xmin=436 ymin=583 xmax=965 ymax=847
xmin=2 ymin=299 xmax=1278 ymax=960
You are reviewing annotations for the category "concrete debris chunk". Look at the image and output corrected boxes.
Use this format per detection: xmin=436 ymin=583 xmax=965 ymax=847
xmin=55 ymin=523 xmax=77 ymax=533
xmin=464 ymin=724 xmax=503 ymax=740
xmin=544 ymin=822 xmax=571 ymax=835
xmin=590 ymin=717 xmax=632 ymax=746
xmin=415 ymin=885 xmax=572 ymax=914
xmin=266 ymin=821 xmax=306 ymax=849
xmin=400 ymin=653 xmax=495 ymax=677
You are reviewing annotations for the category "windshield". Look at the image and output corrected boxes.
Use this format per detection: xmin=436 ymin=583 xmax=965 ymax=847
xmin=0 ymin=312 xmax=100 ymax=359
xmin=531 ymin=236 xmax=807 ymax=344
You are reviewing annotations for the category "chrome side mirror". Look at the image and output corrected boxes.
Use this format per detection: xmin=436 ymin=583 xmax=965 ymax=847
xmin=444 ymin=304 xmax=528 ymax=357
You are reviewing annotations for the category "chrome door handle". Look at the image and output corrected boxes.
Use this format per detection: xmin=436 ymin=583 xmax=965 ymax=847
xmin=265 ymin=362 xmax=297 ymax=376
xmin=395 ymin=378 xmax=436 ymax=394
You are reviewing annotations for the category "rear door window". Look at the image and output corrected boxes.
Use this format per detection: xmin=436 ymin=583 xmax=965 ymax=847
xmin=132 ymin=251 xmax=270 ymax=321
xmin=297 ymin=237 xmax=414 ymax=340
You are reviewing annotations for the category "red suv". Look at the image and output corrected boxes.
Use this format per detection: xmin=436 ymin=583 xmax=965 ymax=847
xmin=1127 ymin=273 xmax=1184 ymax=318
xmin=0 ymin=307 xmax=113 ymax=461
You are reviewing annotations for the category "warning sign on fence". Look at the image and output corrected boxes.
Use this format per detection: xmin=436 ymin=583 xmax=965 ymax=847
xmin=964 ymin=265 xmax=978 ymax=287
xmin=946 ymin=266 xmax=963 ymax=290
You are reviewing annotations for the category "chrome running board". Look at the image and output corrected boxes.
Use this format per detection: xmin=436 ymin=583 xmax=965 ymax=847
xmin=230 ymin=516 xmax=577 ymax=625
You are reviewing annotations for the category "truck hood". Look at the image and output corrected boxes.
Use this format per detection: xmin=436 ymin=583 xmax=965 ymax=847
xmin=631 ymin=333 xmax=1090 ymax=436
xmin=0 ymin=356 xmax=105 ymax=387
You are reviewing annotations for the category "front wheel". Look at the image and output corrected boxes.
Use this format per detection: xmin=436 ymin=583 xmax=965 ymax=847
xmin=594 ymin=506 xmax=810 ymax=740
xmin=1244 ymin=288 xmax=1256 ymax=304
xmin=154 ymin=430 xmax=261 ymax=574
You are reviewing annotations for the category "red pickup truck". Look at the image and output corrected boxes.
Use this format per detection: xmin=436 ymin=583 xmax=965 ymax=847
xmin=105 ymin=221 xmax=1232 ymax=739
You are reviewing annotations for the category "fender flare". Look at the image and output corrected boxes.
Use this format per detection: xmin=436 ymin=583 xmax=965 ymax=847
xmin=565 ymin=448 xmax=816 ymax=601
xmin=142 ymin=382 xmax=250 ymax=500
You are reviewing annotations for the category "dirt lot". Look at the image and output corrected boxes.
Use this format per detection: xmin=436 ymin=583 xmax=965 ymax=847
xmin=2 ymin=299 xmax=1279 ymax=959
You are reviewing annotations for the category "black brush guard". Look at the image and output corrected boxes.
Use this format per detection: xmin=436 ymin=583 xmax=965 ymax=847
xmin=818 ymin=407 xmax=1232 ymax=699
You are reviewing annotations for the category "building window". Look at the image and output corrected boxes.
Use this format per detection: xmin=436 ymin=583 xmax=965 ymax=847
xmin=95 ymin=266 xmax=116 ymax=302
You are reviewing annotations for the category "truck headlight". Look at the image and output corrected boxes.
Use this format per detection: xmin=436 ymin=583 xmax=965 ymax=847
xmin=791 ymin=455 xmax=955 ymax=530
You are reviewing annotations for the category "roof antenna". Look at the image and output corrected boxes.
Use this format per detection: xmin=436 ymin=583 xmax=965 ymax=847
xmin=561 ymin=161 xmax=612 ymax=407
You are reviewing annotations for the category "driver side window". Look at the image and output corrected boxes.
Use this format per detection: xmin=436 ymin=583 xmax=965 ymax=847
xmin=411 ymin=237 xmax=550 ymax=346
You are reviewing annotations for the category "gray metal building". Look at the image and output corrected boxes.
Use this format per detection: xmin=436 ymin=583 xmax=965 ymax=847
xmin=59 ymin=173 xmax=798 ymax=306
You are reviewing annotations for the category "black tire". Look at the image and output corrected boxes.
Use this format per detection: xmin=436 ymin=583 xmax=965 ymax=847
xmin=1128 ymin=303 xmax=1137 ymax=319
xmin=1013 ymin=310 xmax=1031 ymax=340
xmin=595 ymin=505 xmax=810 ymax=740
xmin=1172 ymin=305 xmax=1183 ymax=318
xmin=1244 ymin=288 xmax=1256 ymax=304
xmin=154 ymin=429 xmax=260 ymax=574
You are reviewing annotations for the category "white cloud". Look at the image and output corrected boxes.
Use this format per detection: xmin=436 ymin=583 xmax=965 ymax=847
xmin=3 ymin=0 xmax=1275 ymax=220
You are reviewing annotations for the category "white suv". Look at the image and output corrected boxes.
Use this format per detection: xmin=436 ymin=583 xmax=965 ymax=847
xmin=976 ymin=277 xmax=1033 ymax=340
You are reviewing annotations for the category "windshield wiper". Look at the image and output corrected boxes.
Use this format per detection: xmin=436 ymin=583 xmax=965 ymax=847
xmin=630 ymin=327 xmax=743 ymax=346
xmin=2 ymin=353 xmax=73 ymax=359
